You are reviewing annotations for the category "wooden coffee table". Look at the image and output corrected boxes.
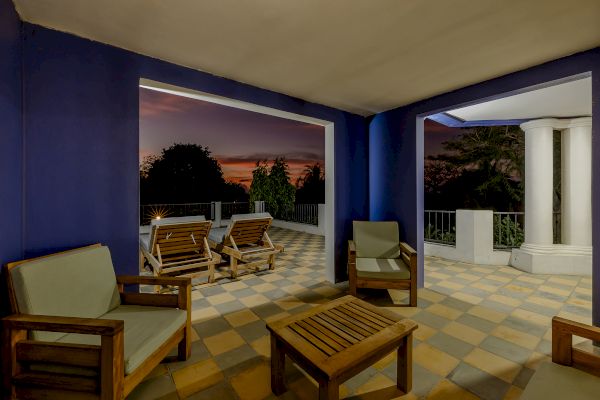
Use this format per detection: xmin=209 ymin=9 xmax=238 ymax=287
xmin=266 ymin=295 xmax=417 ymax=400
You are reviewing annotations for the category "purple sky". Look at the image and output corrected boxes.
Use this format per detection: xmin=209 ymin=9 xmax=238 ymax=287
xmin=139 ymin=88 xmax=325 ymax=188
xmin=424 ymin=118 xmax=463 ymax=157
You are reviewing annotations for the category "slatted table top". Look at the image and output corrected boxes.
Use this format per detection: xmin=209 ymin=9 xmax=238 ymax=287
xmin=266 ymin=295 xmax=417 ymax=378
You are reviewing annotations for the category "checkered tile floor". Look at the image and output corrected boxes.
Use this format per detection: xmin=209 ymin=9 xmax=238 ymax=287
xmin=130 ymin=228 xmax=593 ymax=399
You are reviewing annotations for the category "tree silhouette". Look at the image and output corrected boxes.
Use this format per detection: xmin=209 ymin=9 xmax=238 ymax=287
xmin=249 ymin=158 xmax=295 ymax=217
xmin=140 ymin=143 xmax=247 ymax=204
xmin=295 ymin=163 xmax=325 ymax=203
xmin=426 ymin=126 xmax=524 ymax=211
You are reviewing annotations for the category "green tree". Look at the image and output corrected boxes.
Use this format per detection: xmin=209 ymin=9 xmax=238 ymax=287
xmin=249 ymin=158 xmax=295 ymax=217
xmin=426 ymin=126 xmax=524 ymax=211
xmin=295 ymin=163 xmax=325 ymax=203
xmin=140 ymin=143 xmax=247 ymax=204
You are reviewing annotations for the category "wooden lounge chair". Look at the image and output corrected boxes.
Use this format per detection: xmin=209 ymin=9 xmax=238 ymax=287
xmin=2 ymin=244 xmax=192 ymax=399
xmin=208 ymin=212 xmax=283 ymax=278
xmin=140 ymin=216 xmax=220 ymax=288
xmin=348 ymin=221 xmax=417 ymax=306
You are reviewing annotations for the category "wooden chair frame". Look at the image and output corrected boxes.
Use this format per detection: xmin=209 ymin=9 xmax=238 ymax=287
xmin=209 ymin=217 xmax=283 ymax=278
xmin=552 ymin=316 xmax=600 ymax=377
xmin=2 ymin=246 xmax=192 ymax=400
xmin=141 ymin=220 xmax=221 ymax=289
xmin=348 ymin=241 xmax=417 ymax=307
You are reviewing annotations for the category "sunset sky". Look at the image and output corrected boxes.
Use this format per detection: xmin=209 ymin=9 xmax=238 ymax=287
xmin=424 ymin=118 xmax=463 ymax=157
xmin=139 ymin=88 xmax=325 ymax=189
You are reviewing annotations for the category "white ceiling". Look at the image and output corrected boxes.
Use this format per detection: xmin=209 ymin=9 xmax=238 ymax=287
xmin=12 ymin=0 xmax=600 ymax=116
xmin=447 ymin=77 xmax=592 ymax=121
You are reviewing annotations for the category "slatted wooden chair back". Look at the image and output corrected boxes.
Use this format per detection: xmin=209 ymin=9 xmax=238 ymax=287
xmin=224 ymin=217 xmax=272 ymax=248
xmin=150 ymin=221 xmax=212 ymax=265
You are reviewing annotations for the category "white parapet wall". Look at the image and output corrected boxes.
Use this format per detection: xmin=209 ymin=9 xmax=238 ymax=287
xmin=425 ymin=209 xmax=511 ymax=265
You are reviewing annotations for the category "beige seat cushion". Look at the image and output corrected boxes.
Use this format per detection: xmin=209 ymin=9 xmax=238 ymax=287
xmin=353 ymin=221 xmax=400 ymax=259
xmin=151 ymin=215 xmax=206 ymax=225
xmin=521 ymin=362 xmax=600 ymax=400
xmin=56 ymin=305 xmax=187 ymax=375
xmin=356 ymin=258 xmax=411 ymax=280
xmin=10 ymin=246 xmax=120 ymax=342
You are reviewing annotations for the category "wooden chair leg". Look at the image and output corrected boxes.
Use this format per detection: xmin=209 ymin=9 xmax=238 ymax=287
xmin=208 ymin=265 xmax=215 ymax=283
xmin=318 ymin=379 xmax=338 ymax=400
xmin=270 ymin=334 xmax=286 ymax=395
xmin=230 ymin=258 xmax=238 ymax=279
xmin=397 ymin=334 xmax=413 ymax=393
xmin=409 ymin=279 xmax=417 ymax=307
xmin=268 ymin=254 xmax=276 ymax=270
xmin=178 ymin=284 xmax=192 ymax=361
xmin=2 ymin=327 xmax=27 ymax=400
xmin=100 ymin=333 xmax=124 ymax=400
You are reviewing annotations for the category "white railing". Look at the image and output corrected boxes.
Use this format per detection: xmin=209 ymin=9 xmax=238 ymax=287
xmin=140 ymin=202 xmax=213 ymax=225
xmin=424 ymin=210 xmax=456 ymax=245
xmin=266 ymin=203 xmax=319 ymax=226
xmin=493 ymin=212 xmax=524 ymax=249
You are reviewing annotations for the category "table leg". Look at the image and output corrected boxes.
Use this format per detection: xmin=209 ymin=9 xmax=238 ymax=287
xmin=318 ymin=379 xmax=338 ymax=400
xmin=397 ymin=333 xmax=413 ymax=393
xmin=270 ymin=333 xmax=286 ymax=395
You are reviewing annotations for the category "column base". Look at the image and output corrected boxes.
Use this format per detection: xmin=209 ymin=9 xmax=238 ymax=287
xmin=510 ymin=244 xmax=592 ymax=275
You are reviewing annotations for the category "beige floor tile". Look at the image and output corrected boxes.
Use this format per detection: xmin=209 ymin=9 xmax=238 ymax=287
xmin=206 ymin=292 xmax=237 ymax=305
xmin=566 ymin=297 xmax=592 ymax=308
xmin=510 ymin=308 xmax=551 ymax=326
xmin=222 ymin=280 xmax=249 ymax=291
xmin=548 ymin=276 xmax=578 ymax=286
xmin=556 ymin=311 xmax=592 ymax=325
xmin=503 ymin=385 xmax=523 ymax=400
xmin=224 ymin=309 xmax=260 ymax=327
xmin=274 ymin=295 xmax=304 ymax=310
xmin=414 ymin=343 xmax=459 ymax=377
xmin=485 ymin=275 xmax=512 ymax=283
xmin=313 ymin=285 xmax=341 ymax=297
xmin=418 ymin=289 xmax=446 ymax=303
xmin=191 ymin=307 xmax=220 ymax=323
xmin=203 ymin=329 xmax=245 ymax=356
xmin=280 ymin=284 xmax=307 ymax=294
xmin=488 ymin=294 xmax=521 ymax=307
xmin=468 ymin=305 xmax=507 ymax=323
xmin=503 ymin=284 xmax=534 ymax=295
xmin=456 ymin=273 xmax=481 ymax=282
xmin=355 ymin=374 xmax=405 ymax=399
xmin=464 ymin=348 xmax=521 ymax=383
xmin=527 ymin=296 xmax=563 ymax=310
xmin=172 ymin=358 xmax=224 ymax=398
xmin=516 ymin=275 xmax=545 ymax=285
xmin=413 ymin=323 xmax=438 ymax=341
xmin=230 ymin=362 xmax=272 ymax=400
xmin=525 ymin=352 xmax=550 ymax=370
xmin=250 ymin=335 xmax=270 ymax=358
xmin=438 ymin=281 xmax=465 ymax=291
xmin=492 ymin=325 xmax=540 ymax=350
xmin=260 ymin=273 xmax=283 ymax=282
xmin=289 ymin=274 xmax=311 ymax=283
xmin=538 ymin=284 xmax=571 ymax=297
xmin=288 ymin=376 xmax=319 ymax=400
xmin=427 ymin=303 xmax=462 ymax=320
xmin=372 ymin=351 xmax=397 ymax=370
xmin=471 ymin=282 xmax=497 ymax=292
xmin=451 ymin=292 xmax=483 ymax=305
xmin=239 ymin=294 xmax=270 ymax=308
xmin=253 ymin=282 xmax=278 ymax=293
xmin=264 ymin=311 xmax=291 ymax=323
xmin=442 ymin=321 xmax=486 ymax=346
xmin=428 ymin=271 xmax=452 ymax=280
xmin=427 ymin=379 xmax=480 ymax=400
xmin=190 ymin=327 xmax=201 ymax=342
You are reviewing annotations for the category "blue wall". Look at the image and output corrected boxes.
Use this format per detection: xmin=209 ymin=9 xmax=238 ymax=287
xmin=369 ymin=48 xmax=600 ymax=323
xmin=21 ymin=24 xmax=368 ymax=279
xmin=0 ymin=0 xmax=23 ymax=266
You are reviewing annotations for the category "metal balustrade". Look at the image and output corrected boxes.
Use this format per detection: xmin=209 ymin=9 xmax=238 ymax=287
xmin=424 ymin=210 xmax=456 ymax=245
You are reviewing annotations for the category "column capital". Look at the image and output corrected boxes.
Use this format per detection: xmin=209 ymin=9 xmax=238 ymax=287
xmin=520 ymin=118 xmax=561 ymax=131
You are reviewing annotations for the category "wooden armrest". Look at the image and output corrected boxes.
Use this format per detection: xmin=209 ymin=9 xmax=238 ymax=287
xmin=116 ymin=275 xmax=191 ymax=288
xmin=2 ymin=314 xmax=123 ymax=336
xmin=348 ymin=240 xmax=356 ymax=254
xmin=553 ymin=317 xmax=600 ymax=342
xmin=400 ymin=242 xmax=416 ymax=256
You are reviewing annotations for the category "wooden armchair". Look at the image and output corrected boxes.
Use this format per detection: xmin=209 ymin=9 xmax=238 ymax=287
xmin=520 ymin=317 xmax=600 ymax=399
xmin=2 ymin=244 xmax=192 ymax=400
xmin=348 ymin=221 xmax=417 ymax=306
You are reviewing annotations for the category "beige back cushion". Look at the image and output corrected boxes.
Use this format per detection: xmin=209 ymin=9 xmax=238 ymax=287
xmin=11 ymin=245 xmax=121 ymax=341
xmin=151 ymin=215 xmax=206 ymax=226
xmin=353 ymin=221 xmax=400 ymax=259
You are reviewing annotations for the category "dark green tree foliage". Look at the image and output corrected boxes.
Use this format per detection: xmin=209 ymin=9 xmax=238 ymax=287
xmin=425 ymin=126 xmax=524 ymax=211
xmin=140 ymin=143 xmax=247 ymax=204
xmin=249 ymin=158 xmax=295 ymax=217
xmin=295 ymin=163 xmax=325 ymax=204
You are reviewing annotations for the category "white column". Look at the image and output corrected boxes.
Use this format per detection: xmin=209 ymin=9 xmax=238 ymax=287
xmin=521 ymin=119 xmax=555 ymax=245
xmin=561 ymin=117 xmax=592 ymax=246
